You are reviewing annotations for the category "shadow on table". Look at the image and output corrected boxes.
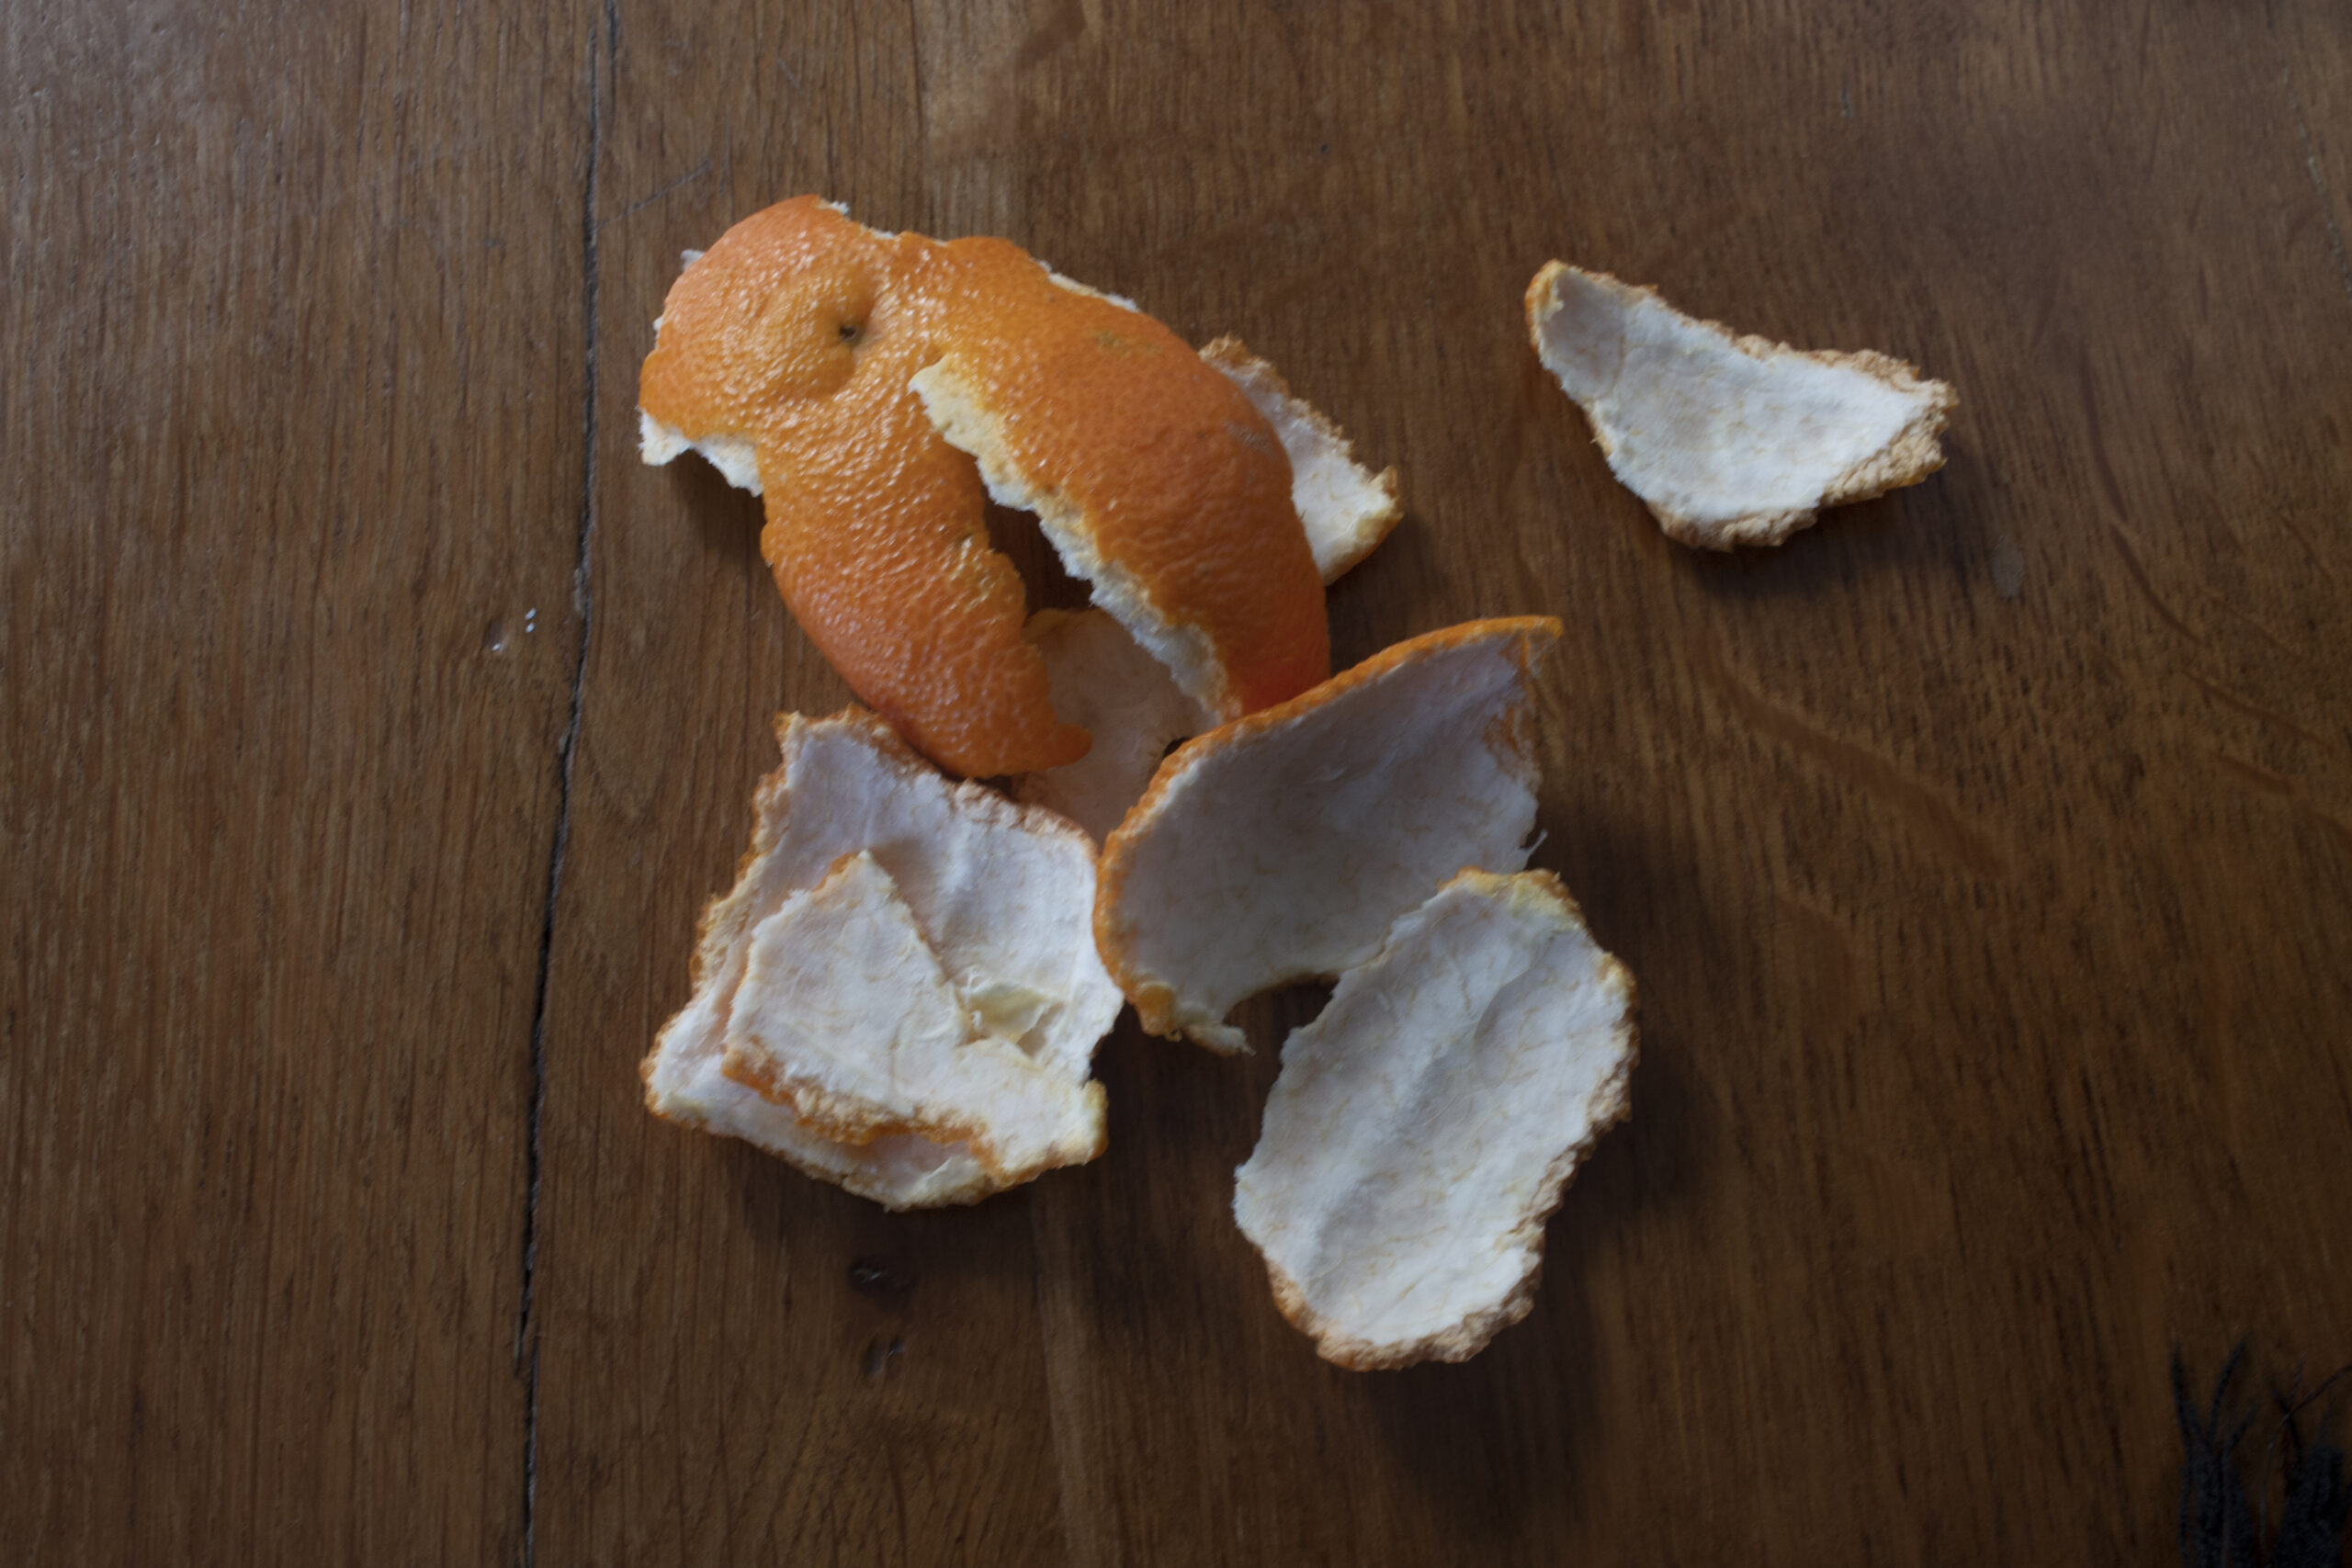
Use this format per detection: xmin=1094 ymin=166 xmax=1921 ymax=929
xmin=1347 ymin=1027 xmax=1715 ymax=1545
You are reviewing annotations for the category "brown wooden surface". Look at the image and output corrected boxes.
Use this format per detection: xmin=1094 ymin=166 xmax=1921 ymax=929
xmin=7 ymin=2 xmax=2350 ymax=1562
xmin=1 ymin=1 xmax=593 ymax=1558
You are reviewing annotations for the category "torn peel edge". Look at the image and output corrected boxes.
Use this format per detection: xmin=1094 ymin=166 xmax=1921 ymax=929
xmin=729 ymin=723 xmax=1109 ymax=1156
xmin=1650 ymin=378 xmax=1955 ymax=549
xmin=1091 ymin=616 xmax=1564 ymax=1050
xmin=639 ymin=406 xmax=764 ymax=496
xmin=639 ymin=1077 xmax=1008 ymax=1212
xmin=1114 ymin=963 xmax=1365 ymax=1055
xmin=638 ymin=1017 xmax=1009 ymax=1212
xmin=720 ymin=1046 xmax=1110 ymax=1183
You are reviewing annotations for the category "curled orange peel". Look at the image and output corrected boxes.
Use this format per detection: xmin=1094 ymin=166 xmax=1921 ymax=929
xmin=1094 ymin=616 xmax=1562 ymax=1050
xmin=639 ymin=197 xmax=1329 ymax=777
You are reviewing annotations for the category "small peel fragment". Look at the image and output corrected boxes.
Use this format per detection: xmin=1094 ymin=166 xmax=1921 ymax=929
xmin=1234 ymin=868 xmax=1637 ymax=1370
xmin=643 ymin=709 xmax=1120 ymax=1209
xmin=1527 ymin=262 xmax=1957 ymax=549
xmin=1095 ymin=617 xmax=1561 ymax=1052
xmin=1200 ymin=336 xmax=1402 ymax=584
xmin=723 ymin=851 xmax=1106 ymax=1181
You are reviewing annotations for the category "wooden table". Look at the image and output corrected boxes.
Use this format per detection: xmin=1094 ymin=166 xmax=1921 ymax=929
xmin=10 ymin=2 xmax=2349 ymax=1561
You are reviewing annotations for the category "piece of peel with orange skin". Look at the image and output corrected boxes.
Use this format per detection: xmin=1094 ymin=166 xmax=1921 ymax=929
xmin=639 ymin=196 xmax=1329 ymax=774
xmin=1094 ymin=617 xmax=1562 ymax=1052
xmin=1007 ymin=353 xmax=1400 ymax=844
xmin=640 ymin=199 xmax=1083 ymax=776
xmin=910 ymin=250 xmax=1328 ymax=722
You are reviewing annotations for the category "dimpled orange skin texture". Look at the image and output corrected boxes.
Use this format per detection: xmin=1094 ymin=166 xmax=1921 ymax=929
xmin=639 ymin=197 xmax=1329 ymax=776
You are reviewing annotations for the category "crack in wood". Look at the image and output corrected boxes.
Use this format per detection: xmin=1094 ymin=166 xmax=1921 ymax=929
xmin=515 ymin=2 xmax=618 ymax=1563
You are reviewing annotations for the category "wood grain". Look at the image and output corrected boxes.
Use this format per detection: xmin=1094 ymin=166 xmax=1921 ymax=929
xmin=0 ymin=2 xmax=587 ymax=1559
xmin=7 ymin=0 xmax=2349 ymax=1562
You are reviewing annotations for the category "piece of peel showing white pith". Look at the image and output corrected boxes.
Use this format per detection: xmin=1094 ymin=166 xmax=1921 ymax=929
xmin=1095 ymin=617 xmax=1561 ymax=1052
xmin=643 ymin=709 xmax=1120 ymax=1209
xmin=1007 ymin=335 xmax=1406 ymax=842
xmin=909 ymin=339 xmax=1328 ymax=727
xmin=1012 ymin=609 xmax=1210 ymax=844
xmin=722 ymin=851 xmax=1105 ymax=1179
xmin=1199 ymin=336 xmax=1402 ymax=583
xmin=1527 ymin=263 xmax=1957 ymax=549
xmin=1234 ymin=868 xmax=1637 ymax=1370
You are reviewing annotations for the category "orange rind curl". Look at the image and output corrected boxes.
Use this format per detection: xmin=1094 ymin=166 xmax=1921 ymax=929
xmin=639 ymin=197 xmax=1330 ymax=778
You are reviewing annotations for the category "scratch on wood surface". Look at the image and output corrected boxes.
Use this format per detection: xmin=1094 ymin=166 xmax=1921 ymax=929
xmin=2211 ymin=750 xmax=2352 ymax=858
xmin=2081 ymin=356 xmax=2207 ymax=648
xmin=2186 ymin=671 xmax=2329 ymax=750
xmin=601 ymin=157 xmax=710 ymax=231
xmin=2272 ymin=29 xmax=2352 ymax=313
xmin=2098 ymin=521 xmax=2208 ymax=649
xmin=2269 ymin=503 xmax=2343 ymax=590
xmin=1686 ymin=633 xmax=2011 ymax=884
xmin=2211 ymin=594 xmax=2309 ymax=664
xmin=2078 ymin=381 xmax=2133 ymax=526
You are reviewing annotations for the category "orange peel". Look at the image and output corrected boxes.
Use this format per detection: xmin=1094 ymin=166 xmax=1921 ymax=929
xmin=642 ymin=708 xmax=1120 ymax=1208
xmin=639 ymin=197 xmax=1330 ymax=776
xmin=1011 ymin=608 xmax=1208 ymax=845
xmin=1233 ymin=868 xmax=1637 ymax=1370
xmin=1094 ymin=617 xmax=1562 ymax=1052
xmin=1527 ymin=263 xmax=1957 ymax=548
xmin=1199 ymin=337 xmax=1401 ymax=583
xmin=721 ymin=850 xmax=1106 ymax=1185
xmin=1008 ymin=353 xmax=1399 ymax=842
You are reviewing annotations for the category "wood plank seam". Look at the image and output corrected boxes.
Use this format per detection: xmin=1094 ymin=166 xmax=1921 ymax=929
xmin=517 ymin=4 xmax=620 ymax=1564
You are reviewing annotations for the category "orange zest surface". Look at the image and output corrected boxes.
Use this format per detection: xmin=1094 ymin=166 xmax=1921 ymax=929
xmin=639 ymin=197 xmax=1329 ymax=776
